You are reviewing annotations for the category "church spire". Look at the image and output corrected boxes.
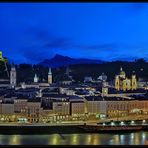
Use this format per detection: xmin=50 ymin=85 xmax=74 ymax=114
xmin=120 ymin=67 xmax=123 ymax=71
xmin=34 ymin=73 xmax=38 ymax=83
xmin=48 ymin=67 xmax=52 ymax=75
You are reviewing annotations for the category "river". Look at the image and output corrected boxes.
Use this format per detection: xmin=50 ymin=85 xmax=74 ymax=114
xmin=0 ymin=131 xmax=148 ymax=145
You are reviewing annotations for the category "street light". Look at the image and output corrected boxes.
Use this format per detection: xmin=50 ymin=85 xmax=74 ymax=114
xmin=131 ymin=120 xmax=135 ymax=125
xmin=120 ymin=121 xmax=124 ymax=126
xmin=142 ymin=120 xmax=146 ymax=124
xmin=111 ymin=122 xmax=115 ymax=126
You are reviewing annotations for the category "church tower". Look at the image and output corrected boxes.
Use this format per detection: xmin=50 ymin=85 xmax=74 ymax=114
xmin=119 ymin=67 xmax=126 ymax=79
xmin=131 ymin=74 xmax=137 ymax=90
xmin=115 ymin=75 xmax=120 ymax=90
xmin=10 ymin=65 xmax=16 ymax=88
xmin=34 ymin=73 xmax=38 ymax=83
xmin=48 ymin=67 xmax=52 ymax=84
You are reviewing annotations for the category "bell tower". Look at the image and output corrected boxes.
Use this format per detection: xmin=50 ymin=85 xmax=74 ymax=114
xmin=115 ymin=75 xmax=120 ymax=90
xmin=48 ymin=67 xmax=52 ymax=84
xmin=131 ymin=74 xmax=137 ymax=90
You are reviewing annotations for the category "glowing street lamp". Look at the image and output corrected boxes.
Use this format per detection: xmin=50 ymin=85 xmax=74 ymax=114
xmin=111 ymin=122 xmax=115 ymax=126
xmin=131 ymin=120 xmax=135 ymax=125
xmin=120 ymin=121 xmax=124 ymax=126
xmin=142 ymin=120 xmax=146 ymax=124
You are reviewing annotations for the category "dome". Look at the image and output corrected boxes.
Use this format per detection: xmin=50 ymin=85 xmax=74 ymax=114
xmin=119 ymin=67 xmax=125 ymax=75
xmin=120 ymin=71 xmax=125 ymax=75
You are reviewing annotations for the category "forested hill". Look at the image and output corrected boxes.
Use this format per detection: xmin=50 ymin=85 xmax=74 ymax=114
xmin=0 ymin=59 xmax=147 ymax=83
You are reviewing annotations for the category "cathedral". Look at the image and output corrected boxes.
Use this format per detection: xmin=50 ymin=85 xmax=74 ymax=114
xmin=115 ymin=67 xmax=137 ymax=91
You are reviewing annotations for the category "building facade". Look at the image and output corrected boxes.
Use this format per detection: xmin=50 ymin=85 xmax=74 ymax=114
xmin=115 ymin=67 xmax=137 ymax=91
xmin=70 ymin=101 xmax=85 ymax=120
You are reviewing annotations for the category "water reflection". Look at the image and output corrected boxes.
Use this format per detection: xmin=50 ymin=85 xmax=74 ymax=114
xmin=70 ymin=134 xmax=79 ymax=145
xmin=0 ymin=131 xmax=147 ymax=145
xmin=129 ymin=133 xmax=135 ymax=145
xmin=113 ymin=135 xmax=119 ymax=145
xmin=9 ymin=135 xmax=21 ymax=145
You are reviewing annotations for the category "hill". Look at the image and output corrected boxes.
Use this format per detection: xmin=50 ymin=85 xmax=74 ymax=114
xmin=38 ymin=54 xmax=104 ymax=68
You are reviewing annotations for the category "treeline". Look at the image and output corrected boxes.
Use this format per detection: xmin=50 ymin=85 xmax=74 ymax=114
xmin=0 ymin=58 xmax=147 ymax=83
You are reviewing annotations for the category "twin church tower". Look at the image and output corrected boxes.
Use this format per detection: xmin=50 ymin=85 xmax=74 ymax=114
xmin=34 ymin=68 xmax=52 ymax=84
xmin=115 ymin=67 xmax=137 ymax=91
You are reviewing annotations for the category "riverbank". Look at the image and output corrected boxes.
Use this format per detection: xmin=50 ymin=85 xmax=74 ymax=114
xmin=0 ymin=124 xmax=146 ymax=134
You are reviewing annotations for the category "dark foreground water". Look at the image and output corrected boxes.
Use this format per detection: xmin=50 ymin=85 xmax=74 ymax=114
xmin=0 ymin=131 xmax=148 ymax=145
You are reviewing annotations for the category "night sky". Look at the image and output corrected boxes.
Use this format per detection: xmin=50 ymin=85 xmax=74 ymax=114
xmin=0 ymin=3 xmax=148 ymax=64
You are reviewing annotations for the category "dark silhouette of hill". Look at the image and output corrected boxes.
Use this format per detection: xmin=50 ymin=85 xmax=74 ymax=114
xmin=0 ymin=58 xmax=148 ymax=83
xmin=38 ymin=54 xmax=104 ymax=68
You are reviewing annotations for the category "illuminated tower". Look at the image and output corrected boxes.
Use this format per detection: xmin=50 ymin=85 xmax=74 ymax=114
xmin=115 ymin=75 xmax=120 ymax=90
xmin=102 ymin=87 xmax=108 ymax=96
xmin=119 ymin=67 xmax=126 ymax=79
xmin=48 ymin=67 xmax=52 ymax=84
xmin=131 ymin=74 xmax=137 ymax=90
xmin=10 ymin=65 xmax=16 ymax=88
xmin=34 ymin=73 xmax=38 ymax=83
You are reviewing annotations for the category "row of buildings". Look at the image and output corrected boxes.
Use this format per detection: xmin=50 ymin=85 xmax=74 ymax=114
xmin=0 ymin=87 xmax=148 ymax=123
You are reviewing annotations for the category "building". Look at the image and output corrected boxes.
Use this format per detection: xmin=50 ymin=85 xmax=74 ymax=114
xmin=85 ymin=96 xmax=107 ymax=119
xmin=40 ymin=109 xmax=54 ymax=123
xmin=0 ymin=102 xmax=15 ymax=122
xmin=115 ymin=67 xmax=137 ymax=91
xmin=59 ymin=87 xmax=75 ymax=95
xmin=10 ymin=65 xmax=16 ymax=88
xmin=84 ymin=76 xmax=93 ymax=83
xmin=97 ymin=73 xmax=107 ymax=82
xmin=0 ymin=79 xmax=10 ymax=88
xmin=105 ymin=99 xmax=129 ymax=118
xmin=27 ymin=98 xmax=41 ymax=123
xmin=48 ymin=68 xmax=52 ymax=84
xmin=102 ymin=87 xmax=108 ymax=96
xmin=14 ymin=97 xmax=28 ymax=113
xmin=70 ymin=101 xmax=85 ymax=121
xmin=52 ymin=100 xmax=70 ymax=121
xmin=14 ymin=97 xmax=28 ymax=122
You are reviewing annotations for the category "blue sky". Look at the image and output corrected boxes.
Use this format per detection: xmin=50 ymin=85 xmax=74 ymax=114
xmin=0 ymin=3 xmax=148 ymax=63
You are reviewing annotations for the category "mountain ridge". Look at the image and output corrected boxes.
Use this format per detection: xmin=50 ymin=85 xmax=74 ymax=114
xmin=38 ymin=54 xmax=104 ymax=68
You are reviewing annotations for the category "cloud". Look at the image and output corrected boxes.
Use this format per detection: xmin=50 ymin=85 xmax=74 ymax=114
xmin=75 ymin=43 xmax=117 ymax=51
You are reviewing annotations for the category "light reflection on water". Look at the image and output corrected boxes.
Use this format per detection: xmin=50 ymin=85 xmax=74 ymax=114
xmin=0 ymin=131 xmax=148 ymax=145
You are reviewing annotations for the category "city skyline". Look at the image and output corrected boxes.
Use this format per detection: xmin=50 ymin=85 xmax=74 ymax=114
xmin=0 ymin=3 xmax=148 ymax=64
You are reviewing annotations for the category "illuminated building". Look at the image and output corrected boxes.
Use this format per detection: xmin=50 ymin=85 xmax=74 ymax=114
xmin=70 ymin=101 xmax=85 ymax=120
xmin=27 ymin=98 xmax=41 ymax=123
xmin=14 ymin=97 xmax=28 ymax=114
xmin=115 ymin=67 xmax=137 ymax=91
xmin=85 ymin=96 xmax=107 ymax=119
xmin=40 ymin=109 xmax=54 ymax=123
xmin=102 ymin=87 xmax=108 ymax=96
xmin=53 ymin=100 xmax=70 ymax=121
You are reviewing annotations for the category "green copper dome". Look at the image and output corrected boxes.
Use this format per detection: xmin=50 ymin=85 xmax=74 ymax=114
xmin=119 ymin=67 xmax=125 ymax=75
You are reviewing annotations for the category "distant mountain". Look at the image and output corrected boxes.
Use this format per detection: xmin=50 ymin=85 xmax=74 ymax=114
xmin=38 ymin=54 xmax=104 ymax=68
